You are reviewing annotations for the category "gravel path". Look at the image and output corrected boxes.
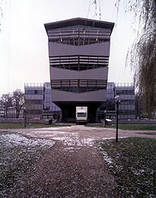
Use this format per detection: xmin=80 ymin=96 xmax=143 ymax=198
xmin=1 ymin=125 xmax=156 ymax=197
xmin=2 ymin=125 xmax=156 ymax=142
xmin=8 ymin=141 xmax=117 ymax=198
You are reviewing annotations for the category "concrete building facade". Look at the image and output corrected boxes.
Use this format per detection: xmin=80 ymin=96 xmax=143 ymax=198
xmin=45 ymin=17 xmax=114 ymax=122
xmin=7 ymin=106 xmax=24 ymax=118
xmin=115 ymin=83 xmax=136 ymax=119
xmin=24 ymin=83 xmax=44 ymax=119
xmin=24 ymin=83 xmax=60 ymax=119
xmin=0 ymin=107 xmax=5 ymax=118
xmin=43 ymin=82 xmax=61 ymax=120
xmin=97 ymin=82 xmax=136 ymax=120
xmin=43 ymin=82 xmax=60 ymax=112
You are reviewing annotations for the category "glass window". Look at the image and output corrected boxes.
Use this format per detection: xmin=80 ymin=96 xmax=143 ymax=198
xmin=77 ymin=113 xmax=87 ymax=117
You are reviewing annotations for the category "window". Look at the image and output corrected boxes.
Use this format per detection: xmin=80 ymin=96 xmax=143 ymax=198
xmin=116 ymin=89 xmax=134 ymax=95
xmin=77 ymin=113 xmax=87 ymax=117
xmin=48 ymin=29 xmax=111 ymax=46
xmin=25 ymin=100 xmax=42 ymax=105
xmin=50 ymin=55 xmax=109 ymax=71
xmin=51 ymin=79 xmax=107 ymax=93
xmin=25 ymin=89 xmax=43 ymax=95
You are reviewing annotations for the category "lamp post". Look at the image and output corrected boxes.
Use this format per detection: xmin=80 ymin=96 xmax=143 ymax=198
xmin=104 ymin=110 xmax=106 ymax=126
xmin=23 ymin=107 xmax=27 ymax=128
xmin=115 ymin=95 xmax=120 ymax=142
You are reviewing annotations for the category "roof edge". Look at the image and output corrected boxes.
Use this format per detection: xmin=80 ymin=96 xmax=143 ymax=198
xmin=44 ymin=17 xmax=114 ymax=32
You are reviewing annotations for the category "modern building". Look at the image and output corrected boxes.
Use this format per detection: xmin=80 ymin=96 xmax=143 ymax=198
xmin=115 ymin=83 xmax=136 ymax=119
xmin=44 ymin=17 xmax=114 ymax=122
xmin=43 ymin=82 xmax=60 ymax=120
xmin=97 ymin=82 xmax=116 ymax=120
xmin=0 ymin=107 xmax=5 ymax=118
xmin=24 ymin=83 xmax=44 ymax=119
xmin=43 ymin=82 xmax=60 ymax=112
xmin=24 ymin=83 xmax=60 ymax=120
xmin=97 ymin=82 xmax=136 ymax=120
xmin=107 ymin=82 xmax=115 ymax=100
xmin=24 ymin=82 xmax=136 ymax=121
xmin=7 ymin=107 xmax=16 ymax=118
xmin=7 ymin=106 xmax=24 ymax=118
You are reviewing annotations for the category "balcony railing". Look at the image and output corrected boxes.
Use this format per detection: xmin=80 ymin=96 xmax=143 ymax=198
xmin=49 ymin=55 xmax=109 ymax=70
xmin=51 ymin=79 xmax=107 ymax=93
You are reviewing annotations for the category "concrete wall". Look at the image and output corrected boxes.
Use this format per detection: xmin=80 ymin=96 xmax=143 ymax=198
xmin=52 ymin=89 xmax=106 ymax=102
xmin=49 ymin=42 xmax=110 ymax=56
xmin=50 ymin=67 xmax=108 ymax=80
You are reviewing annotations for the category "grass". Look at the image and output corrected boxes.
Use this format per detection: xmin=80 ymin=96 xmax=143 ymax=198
xmin=118 ymin=124 xmax=156 ymax=130
xmin=98 ymin=137 xmax=156 ymax=198
xmin=2 ymin=123 xmax=156 ymax=130
xmin=87 ymin=123 xmax=156 ymax=130
xmin=140 ymin=132 xmax=156 ymax=135
xmin=0 ymin=123 xmax=70 ymax=129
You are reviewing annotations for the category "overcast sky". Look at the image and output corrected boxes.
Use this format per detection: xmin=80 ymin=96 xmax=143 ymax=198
xmin=0 ymin=0 xmax=135 ymax=96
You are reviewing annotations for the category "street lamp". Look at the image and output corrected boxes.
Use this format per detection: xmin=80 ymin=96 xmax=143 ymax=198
xmin=104 ymin=110 xmax=106 ymax=126
xmin=115 ymin=95 xmax=120 ymax=142
xmin=23 ymin=106 xmax=27 ymax=128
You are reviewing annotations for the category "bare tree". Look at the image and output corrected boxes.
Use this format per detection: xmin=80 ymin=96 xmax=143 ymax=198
xmin=0 ymin=94 xmax=12 ymax=118
xmin=12 ymin=89 xmax=24 ymax=118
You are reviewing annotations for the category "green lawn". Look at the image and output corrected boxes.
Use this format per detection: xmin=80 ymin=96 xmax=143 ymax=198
xmin=98 ymin=137 xmax=156 ymax=198
xmin=87 ymin=123 xmax=156 ymax=130
xmin=0 ymin=123 xmax=70 ymax=129
xmin=117 ymin=124 xmax=156 ymax=130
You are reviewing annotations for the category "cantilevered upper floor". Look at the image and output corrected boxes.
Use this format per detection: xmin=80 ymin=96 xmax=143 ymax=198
xmin=44 ymin=18 xmax=114 ymax=122
xmin=44 ymin=17 xmax=114 ymax=60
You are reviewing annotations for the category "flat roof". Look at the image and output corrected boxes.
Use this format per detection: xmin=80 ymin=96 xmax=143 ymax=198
xmin=44 ymin=17 xmax=114 ymax=33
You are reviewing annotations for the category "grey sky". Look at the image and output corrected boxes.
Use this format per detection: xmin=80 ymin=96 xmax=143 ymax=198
xmin=0 ymin=0 xmax=135 ymax=95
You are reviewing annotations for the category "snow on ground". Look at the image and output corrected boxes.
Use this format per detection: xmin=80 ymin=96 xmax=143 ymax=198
xmin=0 ymin=133 xmax=55 ymax=148
xmin=52 ymin=135 xmax=95 ymax=147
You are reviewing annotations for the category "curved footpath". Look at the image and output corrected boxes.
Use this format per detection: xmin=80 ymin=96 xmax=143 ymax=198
xmin=1 ymin=125 xmax=156 ymax=141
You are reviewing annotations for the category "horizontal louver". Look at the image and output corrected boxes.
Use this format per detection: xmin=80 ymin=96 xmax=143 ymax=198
xmin=47 ymin=29 xmax=111 ymax=45
xmin=49 ymin=55 xmax=109 ymax=70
